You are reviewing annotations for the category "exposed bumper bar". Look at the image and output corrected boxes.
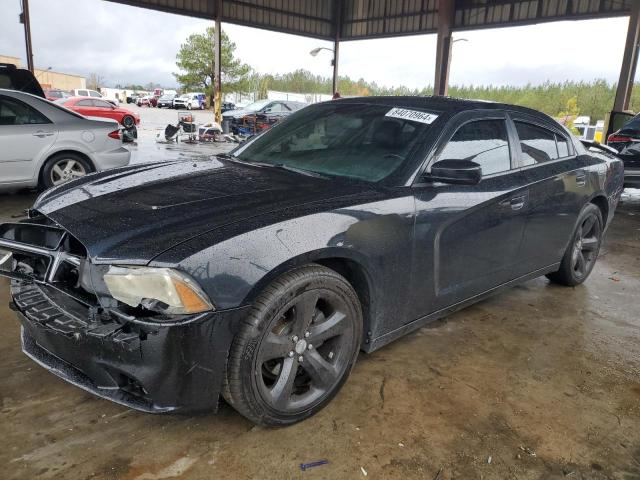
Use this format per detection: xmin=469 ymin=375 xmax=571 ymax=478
xmin=13 ymin=282 xmax=252 ymax=413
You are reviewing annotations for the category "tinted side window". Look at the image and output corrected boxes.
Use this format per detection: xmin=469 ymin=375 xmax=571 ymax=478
xmin=89 ymin=91 xmax=101 ymax=97
xmin=439 ymin=119 xmax=511 ymax=175
xmin=0 ymin=96 xmax=50 ymax=125
xmin=556 ymin=135 xmax=569 ymax=157
xmin=94 ymin=100 xmax=112 ymax=108
xmin=515 ymin=121 xmax=558 ymax=165
xmin=76 ymin=99 xmax=94 ymax=106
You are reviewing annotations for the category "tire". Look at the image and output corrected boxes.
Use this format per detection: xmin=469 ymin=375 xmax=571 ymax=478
xmin=546 ymin=203 xmax=603 ymax=286
xmin=41 ymin=152 xmax=92 ymax=190
xmin=187 ymin=103 xmax=192 ymax=110
xmin=122 ymin=115 xmax=135 ymax=128
xmin=224 ymin=264 xmax=362 ymax=426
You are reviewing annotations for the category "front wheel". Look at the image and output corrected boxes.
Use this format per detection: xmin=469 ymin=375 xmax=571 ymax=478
xmin=546 ymin=203 xmax=603 ymax=286
xmin=223 ymin=265 xmax=362 ymax=426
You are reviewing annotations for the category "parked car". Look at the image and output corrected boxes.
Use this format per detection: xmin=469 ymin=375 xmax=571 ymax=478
xmin=173 ymin=93 xmax=205 ymax=110
xmin=606 ymin=113 xmax=640 ymax=188
xmin=222 ymin=99 xmax=306 ymax=133
xmin=71 ymin=89 xmax=117 ymax=107
xmin=0 ymin=97 xmax=623 ymax=426
xmin=44 ymin=89 xmax=72 ymax=101
xmin=0 ymin=89 xmax=130 ymax=191
xmin=136 ymin=95 xmax=157 ymax=107
xmin=221 ymin=102 xmax=235 ymax=113
xmin=126 ymin=93 xmax=142 ymax=104
xmin=0 ymin=63 xmax=45 ymax=98
xmin=156 ymin=94 xmax=176 ymax=109
xmin=55 ymin=97 xmax=140 ymax=129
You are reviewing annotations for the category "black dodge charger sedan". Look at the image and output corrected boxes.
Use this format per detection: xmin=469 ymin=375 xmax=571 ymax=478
xmin=0 ymin=97 xmax=624 ymax=426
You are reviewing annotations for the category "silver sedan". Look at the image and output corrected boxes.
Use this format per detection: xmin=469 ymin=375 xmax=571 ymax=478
xmin=0 ymin=89 xmax=130 ymax=192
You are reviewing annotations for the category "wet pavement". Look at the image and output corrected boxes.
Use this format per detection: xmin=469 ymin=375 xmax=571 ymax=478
xmin=0 ymin=128 xmax=639 ymax=478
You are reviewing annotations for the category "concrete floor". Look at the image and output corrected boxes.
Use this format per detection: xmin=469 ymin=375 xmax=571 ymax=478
xmin=1 ymin=176 xmax=639 ymax=479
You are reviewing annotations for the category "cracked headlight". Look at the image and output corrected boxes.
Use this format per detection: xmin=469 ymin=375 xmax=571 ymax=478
xmin=103 ymin=266 xmax=214 ymax=315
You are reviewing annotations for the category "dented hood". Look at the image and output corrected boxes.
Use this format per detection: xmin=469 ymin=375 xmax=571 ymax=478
xmin=33 ymin=159 xmax=358 ymax=264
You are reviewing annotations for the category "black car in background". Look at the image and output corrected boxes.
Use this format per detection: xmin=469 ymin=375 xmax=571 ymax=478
xmin=156 ymin=93 xmax=176 ymax=108
xmin=0 ymin=97 xmax=624 ymax=426
xmin=606 ymin=113 xmax=640 ymax=188
xmin=221 ymin=102 xmax=235 ymax=113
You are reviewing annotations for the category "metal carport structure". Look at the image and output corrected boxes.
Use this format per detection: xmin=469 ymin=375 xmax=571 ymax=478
xmin=21 ymin=0 xmax=640 ymax=120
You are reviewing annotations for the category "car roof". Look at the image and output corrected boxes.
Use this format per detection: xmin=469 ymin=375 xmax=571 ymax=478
xmin=334 ymin=95 xmax=550 ymax=119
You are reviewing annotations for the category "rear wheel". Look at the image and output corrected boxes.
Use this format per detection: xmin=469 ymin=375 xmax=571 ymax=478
xmin=122 ymin=115 xmax=135 ymax=128
xmin=546 ymin=203 xmax=603 ymax=286
xmin=41 ymin=153 xmax=92 ymax=189
xmin=224 ymin=265 xmax=362 ymax=426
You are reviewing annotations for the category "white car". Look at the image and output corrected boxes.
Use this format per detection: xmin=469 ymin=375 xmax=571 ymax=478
xmin=73 ymin=89 xmax=118 ymax=106
xmin=173 ymin=93 xmax=205 ymax=110
xmin=0 ymin=89 xmax=131 ymax=192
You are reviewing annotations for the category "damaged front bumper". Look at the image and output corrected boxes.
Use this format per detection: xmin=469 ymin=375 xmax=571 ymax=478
xmin=11 ymin=280 xmax=251 ymax=413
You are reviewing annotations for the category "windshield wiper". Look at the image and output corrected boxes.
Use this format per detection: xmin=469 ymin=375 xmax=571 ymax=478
xmin=270 ymin=163 xmax=328 ymax=179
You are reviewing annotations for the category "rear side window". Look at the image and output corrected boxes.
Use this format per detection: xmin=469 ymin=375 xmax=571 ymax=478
xmin=438 ymin=119 xmax=511 ymax=175
xmin=556 ymin=136 xmax=569 ymax=157
xmin=89 ymin=91 xmax=101 ymax=97
xmin=0 ymin=96 xmax=50 ymax=125
xmin=76 ymin=99 xmax=93 ymax=106
xmin=515 ymin=121 xmax=560 ymax=165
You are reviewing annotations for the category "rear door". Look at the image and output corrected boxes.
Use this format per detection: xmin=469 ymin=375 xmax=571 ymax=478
xmin=409 ymin=111 xmax=529 ymax=318
xmin=0 ymin=95 xmax=58 ymax=183
xmin=507 ymin=113 xmax=587 ymax=276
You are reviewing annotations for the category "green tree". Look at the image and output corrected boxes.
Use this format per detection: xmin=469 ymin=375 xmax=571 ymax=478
xmin=174 ymin=27 xmax=251 ymax=107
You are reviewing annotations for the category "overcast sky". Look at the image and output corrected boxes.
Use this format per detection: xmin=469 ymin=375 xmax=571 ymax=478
xmin=0 ymin=0 xmax=634 ymax=89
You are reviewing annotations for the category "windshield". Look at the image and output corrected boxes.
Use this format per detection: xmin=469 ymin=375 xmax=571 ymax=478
xmin=244 ymin=99 xmax=271 ymax=111
xmin=233 ymin=102 xmax=437 ymax=182
xmin=160 ymin=94 xmax=174 ymax=100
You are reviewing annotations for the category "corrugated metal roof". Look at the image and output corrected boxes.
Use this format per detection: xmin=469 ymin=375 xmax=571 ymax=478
xmin=104 ymin=0 xmax=634 ymax=40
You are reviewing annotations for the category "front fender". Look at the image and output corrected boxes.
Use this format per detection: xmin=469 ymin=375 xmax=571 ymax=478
xmin=151 ymin=196 xmax=416 ymax=339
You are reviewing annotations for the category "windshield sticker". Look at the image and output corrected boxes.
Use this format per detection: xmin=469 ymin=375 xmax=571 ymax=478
xmin=385 ymin=108 xmax=438 ymax=124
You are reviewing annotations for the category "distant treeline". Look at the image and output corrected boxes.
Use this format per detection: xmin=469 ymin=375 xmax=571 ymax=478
xmin=248 ymin=69 xmax=640 ymax=121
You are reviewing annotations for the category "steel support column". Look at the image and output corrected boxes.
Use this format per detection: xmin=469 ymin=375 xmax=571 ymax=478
xmin=434 ymin=0 xmax=455 ymax=96
xmin=213 ymin=0 xmax=222 ymax=123
xmin=332 ymin=0 xmax=342 ymax=95
xmin=332 ymin=39 xmax=340 ymax=94
xmin=20 ymin=0 xmax=34 ymax=73
xmin=614 ymin=1 xmax=640 ymax=111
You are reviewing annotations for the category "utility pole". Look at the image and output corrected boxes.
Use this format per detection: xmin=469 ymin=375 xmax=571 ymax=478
xmin=20 ymin=0 xmax=35 ymax=73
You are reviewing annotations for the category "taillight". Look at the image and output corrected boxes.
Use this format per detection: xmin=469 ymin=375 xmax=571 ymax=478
xmin=108 ymin=130 xmax=121 ymax=140
xmin=607 ymin=134 xmax=632 ymax=143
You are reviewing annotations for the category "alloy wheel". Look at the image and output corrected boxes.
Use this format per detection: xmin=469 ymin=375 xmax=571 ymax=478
xmin=256 ymin=289 xmax=354 ymax=413
xmin=571 ymin=213 xmax=600 ymax=279
xmin=50 ymin=159 xmax=87 ymax=185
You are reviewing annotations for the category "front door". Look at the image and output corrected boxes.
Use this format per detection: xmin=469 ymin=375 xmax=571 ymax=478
xmin=0 ymin=95 xmax=58 ymax=183
xmin=408 ymin=113 xmax=528 ymax=320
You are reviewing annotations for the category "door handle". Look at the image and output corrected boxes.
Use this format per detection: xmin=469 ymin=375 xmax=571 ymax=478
xmin=575 ymin=171 xmax=587 ymax=187
xmin=32 ymin=131 xmax=54 ymax=138
xmin=500 ymin=194 xmax=527 ymax=211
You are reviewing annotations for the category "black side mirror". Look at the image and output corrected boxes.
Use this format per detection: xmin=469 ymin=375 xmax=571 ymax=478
xmin=427 ymin=159 xmax=482 ymax=185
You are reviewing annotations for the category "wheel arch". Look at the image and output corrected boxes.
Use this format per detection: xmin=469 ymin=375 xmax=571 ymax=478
xmin=589 ymin=194 xmax=609 ymax=225
xmin=39 ymin=150 xmax=96 ymax=187
xmin=242 ymin=250 xmax=377 ymax=350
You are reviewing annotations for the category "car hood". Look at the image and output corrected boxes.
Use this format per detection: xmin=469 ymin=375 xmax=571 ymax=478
xmin=33 ymin=159 xmax=361 ymax=264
